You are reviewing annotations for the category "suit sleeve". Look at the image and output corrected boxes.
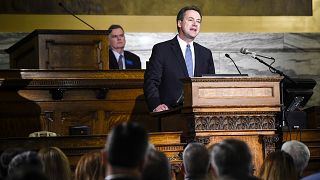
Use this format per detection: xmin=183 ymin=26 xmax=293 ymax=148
xmin=208 ymin=49 xmax=215 ymax=74
xmin=143 ymin=44 xmax=163 ymax=111
xmin=135 ymin=55 xmax=141 ymax=69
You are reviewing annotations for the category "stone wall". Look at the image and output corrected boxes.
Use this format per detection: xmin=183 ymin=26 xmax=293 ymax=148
xmin=0 ymin=32 xmax=319 ymax=107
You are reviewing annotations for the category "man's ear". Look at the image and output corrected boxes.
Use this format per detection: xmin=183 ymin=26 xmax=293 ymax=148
xmin=177 ymin=20 xmax=182 ymax=28
xmin=209 ymin=164 xmax=218 ymax=179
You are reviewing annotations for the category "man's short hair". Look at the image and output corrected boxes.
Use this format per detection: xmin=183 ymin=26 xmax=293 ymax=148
xmin=281 ymin=140 xmax=310 ymax=176
xmin=142 ymin=148 xmax=171 ymax=180
xmin=176 ymin=5 xmax=202 ymax=32
xmin=107 ymin=24 xmax=124 ymax=35
xmin=7 ymin=151 xmax=44 ymax=177
xmin=183 ymin=142 xmax=210 ymax=178
xmin=105 ymin=122 xmax=149 ymax=168
xmin=211 ymin=139 xmax=252 ymax=177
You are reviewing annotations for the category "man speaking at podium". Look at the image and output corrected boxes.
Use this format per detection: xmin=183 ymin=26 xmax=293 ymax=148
xmin=108 ymin=24 xmax=141 ymax=69
xmin=144 ymin=5 xmax=215 ymax=113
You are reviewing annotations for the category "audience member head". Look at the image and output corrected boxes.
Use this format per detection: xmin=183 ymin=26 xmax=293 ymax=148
xmin=107 ymin=24 xmax=126 ymax=53
xmin=0 ymin=148 xmax=25 ymax=179
xmin=176 ymin=6 xmax=202 ymax=35
xmin=104 ymin=122 xmax=149 ymax=176
xmin=281 ymin=140 xmax=310 ymax=177
xmin=210 ymin=139 xmax=255 ymax=179
xmin=259 ymin=150 xmax=298 ymax=180
xmin=38 ymin=147 xmax=72 ymax=180
xmin=183 ymin=142 xmax=211 ymax=180
xmin=75 ymin=151 xmax=105 ymax=180
xmin=142 ymin=147 xmax=171 ymax=180
xmin=7 ymin=151 xmax=43 ymax=178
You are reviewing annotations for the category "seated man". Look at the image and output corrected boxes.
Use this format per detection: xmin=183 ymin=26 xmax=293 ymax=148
xmin=108 ymin=24 xmax=141 ymax=69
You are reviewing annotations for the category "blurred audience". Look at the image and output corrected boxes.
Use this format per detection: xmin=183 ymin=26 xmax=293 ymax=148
xmin=75 ymin=151 xmax=105 ymax=180
xmin=6 ymin=168 xmax=48 ymax=180
xmin=281 ymin=140 xmax=310 ymax=178
xmin=103 ymin=122 xmax=149 ymax=180
xmin=7 ymin=151 xmax=44 ymax=178
xmin=259 ymin=150 xmax=298 ymax=180
xmin=210 ymin=139 xmax=258 ymax=180
xmin=38 ymin=147 xmax=72 ymax=180
xmin=0 ymin=148 xmax=25 ymax=180
xmin=142 ymin=147 xmax=171 ymax=180
xmin=183 ymin=143 xmax=213 ymax=180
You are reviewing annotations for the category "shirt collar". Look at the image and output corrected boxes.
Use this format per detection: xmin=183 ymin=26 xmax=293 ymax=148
xmin=111 ymin=49 xmax=124 ymax=60
xmin=177 ymin=35 xmax=194 ymax=49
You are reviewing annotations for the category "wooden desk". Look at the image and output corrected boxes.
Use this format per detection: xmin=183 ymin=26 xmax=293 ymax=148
xmin=283 ymin=129 xmax=320 ymax=176
xmin=0 ymin=70 xmax=158 ymax=137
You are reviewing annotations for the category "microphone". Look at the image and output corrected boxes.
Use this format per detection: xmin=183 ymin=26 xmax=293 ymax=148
xmin=240 ymin=48 xmax=274 ymax=60
xmin=225 ymin=54 xmax=242 ymax=74
xmin=58 ymin=2 xmax=95 ymax=30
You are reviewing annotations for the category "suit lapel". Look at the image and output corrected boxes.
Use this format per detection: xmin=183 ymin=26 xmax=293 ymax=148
xmin=123 ymin=51 xmax=129 ymax=68
xmin=170 ymin=36 xmax=189 ymax=77
xmin=109 ymin=49 xmax=119 ymax=69
xmin=194 ymin=43 xmax=203 ymax=77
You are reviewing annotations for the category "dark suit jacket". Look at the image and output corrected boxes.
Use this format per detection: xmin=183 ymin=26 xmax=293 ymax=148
xmin=109 ymin=49 xmax=141 ymax=69
xmin=144 ymin=36 xmax=215 ymax=111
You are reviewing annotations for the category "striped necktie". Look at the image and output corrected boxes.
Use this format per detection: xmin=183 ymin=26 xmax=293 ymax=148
xmin=118 ymin=54 xmax=123 ymax=69
xmin=185 ymin=44 xmax=193 ymax=77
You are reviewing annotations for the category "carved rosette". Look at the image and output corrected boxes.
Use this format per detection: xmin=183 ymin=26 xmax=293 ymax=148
xmin=262 ymin=135 xmax=279 ymax=157
xmin=194 ymin=114 xmax=276 ymax=130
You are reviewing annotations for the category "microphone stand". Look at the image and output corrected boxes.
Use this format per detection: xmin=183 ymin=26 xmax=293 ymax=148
xmin=252 ymin=56 xmax=295 ymax=84
xmin=59 ymin=2 xmax=95 ymax=30
xmin=251 ymin=56 xmax=295 ymax=133
xmin=225 ymin=54 xmax=242 ymax=74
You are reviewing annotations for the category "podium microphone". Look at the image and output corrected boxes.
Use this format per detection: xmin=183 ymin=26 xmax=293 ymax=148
xmin=225 ymin=53 xmax=242 ymax=74
xmin=58 ymin=2 xmax=95 ymax=30
xmin=240 ymin=48 xmax=274 ymax=60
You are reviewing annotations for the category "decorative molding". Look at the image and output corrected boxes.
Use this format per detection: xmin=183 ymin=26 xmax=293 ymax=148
xmin=262 ymin=135 xmax=279 ymax=157
xmin=167 ymin=152 xmax=183 ymax=162
xmin=194 ymin=136 xmax=211 ymax=144
xmin=194 ymin=114 xmax=276 ymax=130
xmin=185 ymin=76 xmax=283 ymax=83
xmin=156 ymin=145 xmax=184 ymax=152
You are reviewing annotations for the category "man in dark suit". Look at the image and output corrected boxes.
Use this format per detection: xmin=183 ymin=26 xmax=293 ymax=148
xmin=108 ymin=24 xmax=141 ymax=69
xmin=144 ymin=5 xmax=215 ymax=112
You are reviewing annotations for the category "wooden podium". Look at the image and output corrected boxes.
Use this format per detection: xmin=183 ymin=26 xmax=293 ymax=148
xmin=5 ymin=30 xmax=109 ymax=70
xmin=160 ymin=76 xmax=283 ymax=175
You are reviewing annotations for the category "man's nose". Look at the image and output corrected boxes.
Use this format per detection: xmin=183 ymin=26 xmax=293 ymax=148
xmin=192 ymin=21 xmax=198 ymax=26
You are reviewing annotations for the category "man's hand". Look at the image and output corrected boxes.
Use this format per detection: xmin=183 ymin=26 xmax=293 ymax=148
xmin=153 ymin=104 xmax=169 ymax=112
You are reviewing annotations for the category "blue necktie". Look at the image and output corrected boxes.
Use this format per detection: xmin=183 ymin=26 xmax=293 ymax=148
xmin=118 ymin=54 xmax=123 ymax=69
xmin=185 ymin=44 xmax=193 ymax=77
